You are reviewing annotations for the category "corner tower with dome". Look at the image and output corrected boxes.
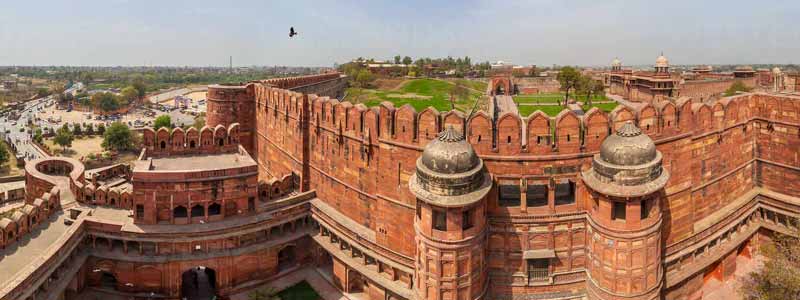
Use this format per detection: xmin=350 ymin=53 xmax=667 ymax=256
xmin=581 ymin=121 xmax=669 ymax=300
xmin=410 ymin=126 xmax=492 ymax=300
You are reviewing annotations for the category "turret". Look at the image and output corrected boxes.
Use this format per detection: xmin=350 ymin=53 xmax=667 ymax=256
xmin=581 ymin=122 xmax=669 ymax=300
xmin=410 ymin=126 xmax=492 ymax=300
xmin=611 ymin=58 xmax=622 ymax=72
xmin=655 ymin=54 xmax=669 ymax=74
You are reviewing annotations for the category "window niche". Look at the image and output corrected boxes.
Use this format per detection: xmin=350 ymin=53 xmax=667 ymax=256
xmin=612 ymin=202 xmax=626 ymax=221
xmin=554 ymin=180 xmax=576 ymax=205
xmin=433 ymin=210 xmax=447 ymax=231
xmin=498 ymin=181 xmax=521 ymax=207
xmin=462 ymin=209 xmax=473 ymax=230
xmin=526 ymin=183 xmax=548 ymax=207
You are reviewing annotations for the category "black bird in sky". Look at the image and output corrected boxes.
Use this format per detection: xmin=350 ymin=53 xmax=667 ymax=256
xmin=289 ymin=27 xmax=298 ymax=38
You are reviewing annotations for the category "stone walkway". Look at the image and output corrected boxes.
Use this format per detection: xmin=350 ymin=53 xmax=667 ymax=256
xmin=605 ymin=93 xmax=643 ymax=110
xmin=0 ymin=212 xmax=69 ymax=288
xmin=230 ymin=267 xmax=349 ymax=300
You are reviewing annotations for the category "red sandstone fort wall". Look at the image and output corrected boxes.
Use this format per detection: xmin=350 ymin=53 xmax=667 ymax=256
xmin=677 ymin=77 xmax=756 ymax=102
xmin=255 ymin=83 xmax=800 ymax=298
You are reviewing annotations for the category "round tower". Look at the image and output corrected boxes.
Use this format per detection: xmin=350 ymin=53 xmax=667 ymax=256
xmin=206 ymin=83 xmax=255 ymax=153
xmin=581 ymin=122 xmax=669 ymax=300
xmin=409 ymin=126 xmax=492 ymax=300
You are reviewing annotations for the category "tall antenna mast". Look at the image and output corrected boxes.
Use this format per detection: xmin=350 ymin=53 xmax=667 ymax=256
xmin=229 ymin=56 xmax=233 ymax=72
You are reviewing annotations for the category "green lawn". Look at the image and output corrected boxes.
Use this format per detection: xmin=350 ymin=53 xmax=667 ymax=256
xmin=277 ymin=281 xmax=320 ymax=300
xmin=513 ymin=94 xmax=563 ymax=104
xmin=514 ymin=93 xmax=606 ymax=104
xmin=517 ymin=105 xmax=570 ymax=117
xmin=582 ymin=102 xmax=619 ymax=112
xmin=451 ymin=79 xmax=488 ymax=92
xmin=347 ymin=78 xmax=484 ymax=112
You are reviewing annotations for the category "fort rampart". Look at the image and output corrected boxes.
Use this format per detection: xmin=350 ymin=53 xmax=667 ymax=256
xmin=249 ymin=77 xmax=800 ymax=299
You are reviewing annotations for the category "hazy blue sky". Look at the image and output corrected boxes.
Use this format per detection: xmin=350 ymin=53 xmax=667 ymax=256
xmin=0 ymin=0 xmax=798 ymax=67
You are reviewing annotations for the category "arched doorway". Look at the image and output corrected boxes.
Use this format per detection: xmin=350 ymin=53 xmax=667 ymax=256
xmin=278 ymin=245 xmax=296 ymax=272
xmin=495 ymin=84 xmax=505 ymax=95
xmin=181 ymin=266 xmax=217 ymax=300
xmin=348 ymin=270 xmax=368 ymax=295
xmin=100 ymin=272 xmax=117 ymax=289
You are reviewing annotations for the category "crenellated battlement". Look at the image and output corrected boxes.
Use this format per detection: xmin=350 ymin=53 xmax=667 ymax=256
xmin=141 ymin=123 xmax=242 ymax=157
xmin=256 ymin=72 xmax=342 ymax=90
xmin=258 ymin=86 xmax=799 ymax=159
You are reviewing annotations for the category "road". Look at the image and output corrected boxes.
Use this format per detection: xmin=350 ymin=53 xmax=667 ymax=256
xmin=0 ymin=82 xmax=84 ymax=161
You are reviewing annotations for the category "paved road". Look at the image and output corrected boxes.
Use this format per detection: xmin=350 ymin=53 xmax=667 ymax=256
xmin=0 ymin=83 xmax=82 ymax=161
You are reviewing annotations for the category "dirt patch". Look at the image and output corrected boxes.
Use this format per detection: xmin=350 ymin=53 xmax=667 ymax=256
xmin=374 ymin=79 xmax=406 ymax=90
xmin=44 ymin=136 xmax=105 ymax=159
xmin=385 ymin=93 xmax=432 ymax=99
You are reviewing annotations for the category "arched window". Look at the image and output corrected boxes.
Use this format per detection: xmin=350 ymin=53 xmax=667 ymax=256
xmin=189 ymin=140 xmax=196 ymax=148
xmin=218 ymin=138 xmax=224 ymax=147
xmin=191 ymin=205 xmax=205 ymax=217
xmin=160 ymin=141 xmax=166 ymax=149
xmin=173 ymin=206 xmax=188 ymax=218
xmin=208 ymin=203 xmax=221 ymax=216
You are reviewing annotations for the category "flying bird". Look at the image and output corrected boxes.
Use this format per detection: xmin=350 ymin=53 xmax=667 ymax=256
xmin=289 ymin=27 xmax=298 ymax=38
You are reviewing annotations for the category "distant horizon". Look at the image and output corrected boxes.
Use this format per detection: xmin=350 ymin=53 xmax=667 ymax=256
xmin=1 ymin=1 xmax=798 ymax=67
xmin=0 ymin=62 xmax=795 ymax=69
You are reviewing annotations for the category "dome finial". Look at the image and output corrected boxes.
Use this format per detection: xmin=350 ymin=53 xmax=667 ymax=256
xmin=437 ymin=125 xmax=464 ymax=143
xmin=616 ymin=121 xmax=642 ymax=137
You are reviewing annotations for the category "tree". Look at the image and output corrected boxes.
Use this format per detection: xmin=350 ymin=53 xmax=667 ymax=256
xmin=556 ymin=66 xmax=582 ymax=106
xmin=33 ymin=128 xmax=43 ymax=143
xmin=592 ymin=79 xmax=605 ymax=104
xmin=97 ymin=123 xmax=106 ymax=135
xmin=740 ymin=226 xmax=800 ymax=299
xmin=394 ymin=55 xmax=402 ymax=64
xmin=355 ymin=70 xmax=376 ymax=88
xmin=402 ymin=56 xmax=413 ymax=66
xmin=85 ymin=123 xmax=95 ymax=136
xmin=91 ymin=92 xmax=121 ymax=112
xmin=131 ymin=77 xmax=147 ymax=99
xmin=448 ymin=82 xmax=470 ymax=110
xmin=0 ymin=142 xmax=8 ymax=166
xmin=193 ymin=116 xmax=206 ymax=129
xmin=72 ymin=122 xmax=82 ymax=136
xmin=725 ymin=80 xmax=752 ymax=96
xmin=153 ymin=115 xmax=172 ymax=130
xmin=36 ymin=88 xmax=50 ymax=98
xmin=102 ymin=122 xmax=134 ymax=151
xmin=121 ymin=86 xmax=138 ymax=105
xmin=53 ymin=127 xmax=74 ymax=151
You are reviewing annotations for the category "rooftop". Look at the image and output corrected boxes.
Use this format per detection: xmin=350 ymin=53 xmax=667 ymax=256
xmin=134 ymin=152 xmax=257 ymax=172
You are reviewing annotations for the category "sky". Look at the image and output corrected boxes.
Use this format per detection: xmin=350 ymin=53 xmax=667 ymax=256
xmin=0 ymin=0 xmax=798 ymax=67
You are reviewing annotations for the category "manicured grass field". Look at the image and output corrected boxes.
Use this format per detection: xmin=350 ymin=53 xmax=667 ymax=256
xmin=277 ymin=281 xmax=320 ymax=300
xmin=582 ymin=102 xmax=619 ymax=112
xmin=513 ymin=95 xmax=563 ymax=104
xmin=347 ymin=78 xmax=484 ymax=112
xmin=517 ymin=105 xmax=571 ymax=117
xmin=513 ymin=93 xmax=606 ymax=105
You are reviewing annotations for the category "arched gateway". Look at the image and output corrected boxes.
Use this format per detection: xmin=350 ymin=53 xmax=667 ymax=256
xmin=180 ymin=266 xmax=217 ymax=300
